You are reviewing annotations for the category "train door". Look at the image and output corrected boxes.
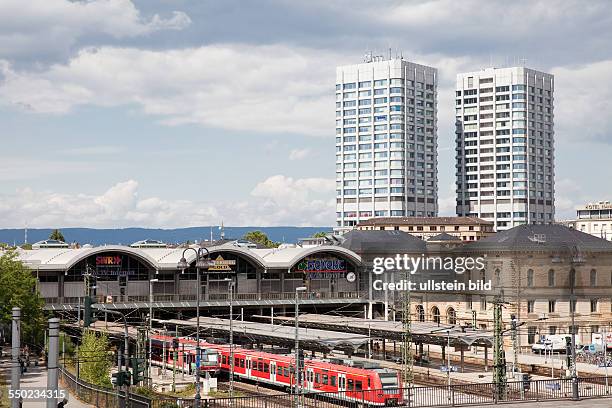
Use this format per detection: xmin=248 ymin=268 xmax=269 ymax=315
xmin=338 ymin=372 xmax=347 ymax=393
xmin=270 ymin=361 xmax=276 ymax=383
xmin=245 ymin=356 xmax=252 ymax=378
xmin=305 ymin=367 xmax=314 ymax=391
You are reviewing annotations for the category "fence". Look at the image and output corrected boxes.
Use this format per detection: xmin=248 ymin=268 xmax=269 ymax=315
xmin=204 ymin=377 xmax=612 ymax=408
xmin=58 ymin=366 xmax=612 ymax=408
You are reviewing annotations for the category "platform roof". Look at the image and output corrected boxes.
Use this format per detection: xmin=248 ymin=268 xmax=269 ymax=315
xmin=253 ymin=313 xmax=494 ymax=348
xmin=153 ymin=316 xmax=370 ymax=354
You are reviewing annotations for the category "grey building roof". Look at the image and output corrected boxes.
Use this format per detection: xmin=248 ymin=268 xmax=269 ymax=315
xmin=427 ymin=232 xmax=463 ymax=242
xmin=461 ymin=224 xmax=612 ymax=253
xmin=340 ymin=230 xmax=427 ymax=254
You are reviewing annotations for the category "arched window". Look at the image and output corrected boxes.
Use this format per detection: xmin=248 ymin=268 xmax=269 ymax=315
xmin=447 ymin=307 xmax=457 ymax=325
xmin=548 ymin=269 xmax=555 ymax=287
xmin=431 ymin=306 xmax=441 ymax=324
xmin=527 ymin=269 xmax=534 ymax=287
xmin=416 ymin=305 xmax=425 ymax=322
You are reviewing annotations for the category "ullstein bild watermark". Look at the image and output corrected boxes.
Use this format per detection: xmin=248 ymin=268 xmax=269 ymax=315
xmin=371 ymin=254 xmax=492 ymax=292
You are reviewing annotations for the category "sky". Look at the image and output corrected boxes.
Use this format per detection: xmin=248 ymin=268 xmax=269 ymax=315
xmin=0 ymin=0 xmax=611 ymax=228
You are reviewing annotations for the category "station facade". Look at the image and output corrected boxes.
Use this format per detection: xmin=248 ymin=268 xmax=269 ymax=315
xmin=13 ymin=224 xmax=612 ymax=351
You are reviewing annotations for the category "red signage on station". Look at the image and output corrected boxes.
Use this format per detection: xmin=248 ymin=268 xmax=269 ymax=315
xmin=96 ymin=256 xmax=122 ymax=266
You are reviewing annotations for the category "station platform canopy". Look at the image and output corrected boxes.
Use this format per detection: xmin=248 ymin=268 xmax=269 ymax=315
xmin=253 ymin=313 xmax=494 ymax=348
xmin=154 ymin=316 xmax=370 ymax=354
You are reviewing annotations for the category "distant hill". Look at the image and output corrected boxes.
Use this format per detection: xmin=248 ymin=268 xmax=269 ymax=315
xmin=0 ymin=227 xmax=333 ymax=246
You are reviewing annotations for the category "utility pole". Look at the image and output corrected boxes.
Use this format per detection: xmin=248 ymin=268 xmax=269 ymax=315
xmin=46 ymin=318 xmax=60 ymax=408
xmin=401 ymin=270 xmax=413 ymax=386
xmin=511 ymin=314 xmax=518 ymax=379
xmin=173 ymin=327 xmax=178 ymax=393
xmin=136 ymin=327 xmax=147 ymax=387
xmin=228 ymin=279 xmax=234 ymax=398
xmin=11 ymin=307 xmax=20 ymax=408
xmin=294 ymin=287 xmax=306 ymax=408
xmin=162 ymin=326 xmax=167 ymax=379
xmin=492 ymin=297 xmax=507 ymax=402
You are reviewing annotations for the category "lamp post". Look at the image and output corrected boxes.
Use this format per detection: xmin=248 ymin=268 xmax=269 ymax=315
xmin=429 ymin=325 xmax=455 ymax=402
xmin=294 ymin=286 xmax=307 ymax=408
xmin=224 ymin=278 xmax=235 ymax=398
xmin=148 ymin=278 xmax=158 ymax=387
xmin=177 ymin=247 xmax=212 ymax=408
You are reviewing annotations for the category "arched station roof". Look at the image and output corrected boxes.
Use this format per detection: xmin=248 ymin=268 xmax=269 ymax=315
xmin=13 ymin=243 xmax=362 ymax=272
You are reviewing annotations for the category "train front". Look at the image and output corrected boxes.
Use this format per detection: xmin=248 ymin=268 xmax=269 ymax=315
xmin=373 ymin=369 xmax=403 ymax=406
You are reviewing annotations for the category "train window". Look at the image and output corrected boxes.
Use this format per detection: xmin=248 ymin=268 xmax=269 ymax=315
xmin=284 ymin=368 xmax=289 ymax=377
xmin=277 ymin=366 xmax=282 ymax=376
xmin=222 ymin=356 xmax=227 ymax=365
xmin=322 ymin=374 xmax=328 ymax=385
xmin=367 ymin=378 xmax=370 ymax=389
xmin=331 ymin=376 xmax=336 ymax=387
xmin=315 ymin=373 xmax=320 ymax=384
xmin=340 ymin=377 xmax=345 ymax=388
xmin=348 ymin=379 xmax=354 ymax=391
xmin=240 ymin=359 xmax=245 ymax=368
xmin=258 ymin=362 xmax=263 ymax=371
xmin=264 ymin=363 xmax=269 ymax=373
xmin=235 ymin=358 xmax=239 ymax=367
xmin=355 ymin=381 xmax=363 ymax=391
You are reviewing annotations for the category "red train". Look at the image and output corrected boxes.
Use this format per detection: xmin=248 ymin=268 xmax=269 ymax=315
xmin=151 ymin=335 xmax=403 ymax=406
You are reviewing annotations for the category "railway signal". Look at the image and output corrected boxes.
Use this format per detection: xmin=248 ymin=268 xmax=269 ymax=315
xmin=83 ymin=295 xmax=97 ymax=328
xmin=112 ymin=370 xmax=131 ymax=387
xmin=131 ymin=357 xmax=146 ymax=385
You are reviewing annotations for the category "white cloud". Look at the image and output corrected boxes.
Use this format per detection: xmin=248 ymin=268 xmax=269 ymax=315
xmin=0 ymin=176 xmax=336 ymax=228
xmin=0 ymin=0 xmax=190 ymax=59
xmin=552 ymin=60 xmax=612 ymax=144
xmin=0 ymin=44 xmax=336 ymax=136
xmin=288 ymin=148 xmax=311 ymax=160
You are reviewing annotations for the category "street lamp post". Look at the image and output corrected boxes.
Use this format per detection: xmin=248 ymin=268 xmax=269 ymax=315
xmin=177 ymin=247 xmax=212 ymax=408
xmin=294 ymin=286 xmax=307 ymax=408
xmin=149 ymin=278 xmax=158 ymax=387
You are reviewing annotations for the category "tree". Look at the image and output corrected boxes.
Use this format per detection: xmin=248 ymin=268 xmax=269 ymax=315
xmin=242 ymin=231 xmax=279 ymax=248
xmin=0 ymin=250 xmax=46 ymax=346
xmin=79 ymin=330 xmax=113 ymax=388
xmin=49 ymin=229 xmax=65 ymax=242
xmin=311 ymin=231 xmax=330 ymax=238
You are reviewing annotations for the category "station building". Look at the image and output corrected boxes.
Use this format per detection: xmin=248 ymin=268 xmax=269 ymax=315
xmin=11 ymin=224 xmax=612 ymax=351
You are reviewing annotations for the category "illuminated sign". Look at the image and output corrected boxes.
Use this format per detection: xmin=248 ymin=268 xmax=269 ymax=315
xmin=96 ymin=256 xmax=122 ymax=266
xmin=296 ymin=258 xmax=346 ymax=273
xmin=208 ymin=255 xmax=236 ymax=272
